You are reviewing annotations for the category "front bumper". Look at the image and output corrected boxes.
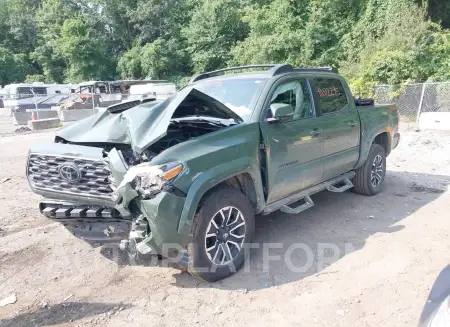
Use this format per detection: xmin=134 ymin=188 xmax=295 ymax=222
xmin=39 ymin=200 xmax=132 ymax=245
xmin=29 ymin=143 xmax=190 ymax=254
xmin=38 ymin=191 xmax=189 ymax=253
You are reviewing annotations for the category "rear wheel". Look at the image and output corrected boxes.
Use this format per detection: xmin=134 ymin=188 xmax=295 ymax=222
xmin=353 ymin=144 xmax=386 ymax=196
xmin=188 ymin=188 xmax=255 ymax=282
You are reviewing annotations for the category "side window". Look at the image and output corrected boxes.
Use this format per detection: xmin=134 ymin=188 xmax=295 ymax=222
xmin=32 ymin=87 xmax=47 ymax=96
xmin=267 ymin=79 xmax=314 ymax=120
xmin=313 ymin=78 xmax=348 ymax=114
xmin=17 ymin=87 xmax=33 ymax=99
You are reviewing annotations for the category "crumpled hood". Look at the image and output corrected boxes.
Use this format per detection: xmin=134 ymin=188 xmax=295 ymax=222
xmin=56 ymin=108 xmax=132 ymax=144
xmin=56 ymin=88 xmax=242 ymax=153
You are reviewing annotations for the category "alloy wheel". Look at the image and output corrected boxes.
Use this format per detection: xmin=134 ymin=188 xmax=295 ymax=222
xmin=204 ymin=206 xmax=246 ymax=265
xmin=371 ymin=154 xmax=384 ymax=188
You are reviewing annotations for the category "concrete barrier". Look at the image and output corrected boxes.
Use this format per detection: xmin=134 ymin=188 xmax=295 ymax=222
xmin=13 ymin=109 xmax=59 ymax=125
xmin=28 ymin=118 xmax=61 ymax=130
xmin=419 ymin=112 xmax=450 ymax=131
xmin=0 ymin=107 xmax=13 ymax=117
xmin=58 ymin=108 xmax=98 ymax=122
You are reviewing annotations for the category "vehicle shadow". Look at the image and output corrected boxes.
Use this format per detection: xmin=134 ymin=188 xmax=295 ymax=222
xmin=0 ymin=302 xmax=130 ymax=327
xmin=171 ymin=171 xmax=450 ymax=290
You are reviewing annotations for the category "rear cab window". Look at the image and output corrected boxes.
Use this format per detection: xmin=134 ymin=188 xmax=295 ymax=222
xmin=311 ymin=78 xmax=348 ymax=115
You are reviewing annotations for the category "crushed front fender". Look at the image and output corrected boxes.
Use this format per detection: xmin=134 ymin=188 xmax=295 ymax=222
xmin=107 ymin=149 xmax=189 ymax=255
xmin=135 ymin=192 xmax=189 ymax=254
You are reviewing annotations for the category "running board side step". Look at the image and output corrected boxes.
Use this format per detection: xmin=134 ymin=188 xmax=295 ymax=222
xmin=327 ymin=177 xmax=354 ymax=193
xmin=280 ymin=195 xmax=314 ymax=215
xmin=263 ymin=171 xmax=356 ymax=215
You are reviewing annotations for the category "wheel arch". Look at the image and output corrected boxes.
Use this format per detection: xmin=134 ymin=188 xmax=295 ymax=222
xmin=355 ymin=130 xmax=392 ymax=169
xmin=372 ymin=132 xmax=391 ymax=156
xmin=198 ymin=173 xmax=259 ymax=212
xmin=177 ymin=160 xmax=265 ymax=236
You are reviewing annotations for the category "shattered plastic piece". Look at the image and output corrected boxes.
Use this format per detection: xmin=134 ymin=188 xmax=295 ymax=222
xmin=103 ymin=225 xmax=116 ymax=237
xmin=63 ymin=294 xmax=73 ymax=301
xmin=136 ymin=236 xmax=153 ymax=254
xmin=0 ymin=293 xmax=17 ymax=307
xmin=116 ymin=164 xmax=163 ymax=191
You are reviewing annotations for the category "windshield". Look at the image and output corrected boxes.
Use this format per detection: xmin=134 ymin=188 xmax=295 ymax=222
xmin=189 ymin=77 xmax=267 ymax=121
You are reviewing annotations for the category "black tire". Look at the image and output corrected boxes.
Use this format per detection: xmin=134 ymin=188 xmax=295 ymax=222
xmin=353 ymin=144 xmax=386 ymax=196
xmin=188 ymin=188 xmax=255 ymax=282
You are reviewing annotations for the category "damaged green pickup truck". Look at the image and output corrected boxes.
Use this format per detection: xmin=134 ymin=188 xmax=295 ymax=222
xmin=27 ymin=64 xmax=400 ymax=281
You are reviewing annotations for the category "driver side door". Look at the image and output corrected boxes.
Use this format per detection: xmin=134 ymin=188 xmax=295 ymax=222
xmin=260 ymin=77 xmax=324 ymax=204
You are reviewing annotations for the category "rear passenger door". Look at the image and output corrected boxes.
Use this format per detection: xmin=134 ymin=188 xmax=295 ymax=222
xmin=310 ymin=78 xmax=360 ymax=180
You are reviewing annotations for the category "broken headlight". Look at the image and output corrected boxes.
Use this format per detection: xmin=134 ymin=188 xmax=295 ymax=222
xmin=125 ymin=162 xmax=184 ymax=199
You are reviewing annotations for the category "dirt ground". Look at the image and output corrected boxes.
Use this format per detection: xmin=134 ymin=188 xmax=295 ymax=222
xmin=0 ymin=124 xmax=449 ymax=327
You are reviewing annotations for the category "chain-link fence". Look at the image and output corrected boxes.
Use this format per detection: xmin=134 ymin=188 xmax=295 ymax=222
xmin=0 ymin=91 xmax=174 ymax=135
xmin=2 ymin=83 xmax=450 ymax=135
xmin=374 ymin=82 xmax=450 ymax=130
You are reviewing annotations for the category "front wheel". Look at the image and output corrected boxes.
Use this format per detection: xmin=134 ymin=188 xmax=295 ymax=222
xmin=188 ymin=188 xmax=255 ymax=282
xmin=353 ymin=144 xmax=386 ymax=196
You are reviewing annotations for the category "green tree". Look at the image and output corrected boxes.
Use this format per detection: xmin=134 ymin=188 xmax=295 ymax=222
xmin=230 ymin=0 xmax=308 ymax=67
xmin=33 ymin=0 xmax=77 ymax=82
xmin=55 ymin=17 xmax=115 ymax=82
xmin=0 ymin=0 xmax=448 ymax=89
xmin=0 ymin=47 xmax=33 ymax=85
xmin=184 ymin=0 xmax=248 ymax=72
xmin=117 ymin=45 xmax=143 ymax=79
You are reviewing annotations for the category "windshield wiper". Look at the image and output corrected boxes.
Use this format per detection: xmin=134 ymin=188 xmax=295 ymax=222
xmin=171 ymin=117 xmax=237 ymax=127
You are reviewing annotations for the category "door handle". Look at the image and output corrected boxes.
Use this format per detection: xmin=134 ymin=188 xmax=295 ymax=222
xmin=310 ymin=129 xmax=322 ymax=136
xmin=348 ymin=121 xmax=357 ymax=127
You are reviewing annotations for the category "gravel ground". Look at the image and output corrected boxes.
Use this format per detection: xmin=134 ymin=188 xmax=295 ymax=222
xmin=0 ymin=126 xmax=449 ymax=327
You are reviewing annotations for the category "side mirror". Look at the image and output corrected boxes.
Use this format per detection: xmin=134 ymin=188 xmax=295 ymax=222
xmin=269 ymin=103 xmax=294 ymax=122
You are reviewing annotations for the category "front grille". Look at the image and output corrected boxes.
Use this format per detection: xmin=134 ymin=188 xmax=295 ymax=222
xmin=28 ymin=154 xmax=116 ymax=200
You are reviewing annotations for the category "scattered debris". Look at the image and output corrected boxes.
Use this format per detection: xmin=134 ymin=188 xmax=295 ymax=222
xmin=63 ymin=294 xmax=73 ymax=301
xmin=41 ymin=301 xmax=48 ymax=308
xmin=0 ymin=293 xmax=17 ymax=307
xmin=13 ymin=126 xmax=31 ymax=133
xmin=368 ymin=215 xmax=374 ymax=219
xmin=104 ymin=225 xmax=116 ymax=237
xmin=392 ymin=193 xmax=408 ymax=198
xmin=410 ymin=182 xmax=445 ymax=194
xmin=316 ymin=270 xmax=339 ymax=277
xmin=214 ymin=305 xmax=223 ymax=314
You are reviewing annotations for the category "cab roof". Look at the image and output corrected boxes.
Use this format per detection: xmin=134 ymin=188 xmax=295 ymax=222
xmin=189 ymin=64 xmax=339 ymax=84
